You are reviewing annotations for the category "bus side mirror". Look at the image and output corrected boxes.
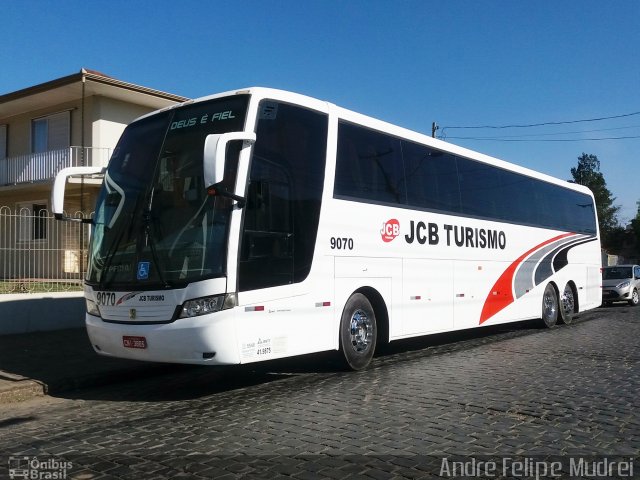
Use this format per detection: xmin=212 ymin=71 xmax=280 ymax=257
xmin=52 ymin=166 xmax=105 ymax=223
xmin=203 ymin=131 xmax=256 ymax=188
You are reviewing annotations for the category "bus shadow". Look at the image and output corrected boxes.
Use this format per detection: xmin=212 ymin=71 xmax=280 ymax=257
xmin=60 ymin=319 xmax=559 ymax=403
xmin=57 ymin=308 xmax=612 ymax=404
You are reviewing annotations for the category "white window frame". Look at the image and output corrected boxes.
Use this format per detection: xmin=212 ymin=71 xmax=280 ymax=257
xmin=30 ymin=111 xmax=70 ymax=153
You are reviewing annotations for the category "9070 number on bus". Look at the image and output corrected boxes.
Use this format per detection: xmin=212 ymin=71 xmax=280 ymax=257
xmin=330 ymin=237 xmax=354 ymax=250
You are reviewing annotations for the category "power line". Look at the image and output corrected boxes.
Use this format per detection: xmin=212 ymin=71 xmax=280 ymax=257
xmin=441 ymin=110 xmax=640 ymax=131
xmin=443 ymin=135 xmax=640 ymax=142
xmin=442 ymin=124 xmax=640 ymax=141
xmin=455 ymin=124 xmax=640 ymax=139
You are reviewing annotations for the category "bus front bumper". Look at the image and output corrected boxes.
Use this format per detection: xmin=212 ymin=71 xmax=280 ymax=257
xmin=85 ymin=311 xmax=240 ymax=365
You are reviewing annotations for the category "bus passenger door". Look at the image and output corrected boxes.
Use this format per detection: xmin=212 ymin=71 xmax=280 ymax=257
xmin=238 ymin=160 xmax=294 ymax=289
xmin=234 ymin=100 xmax=332 ymax=362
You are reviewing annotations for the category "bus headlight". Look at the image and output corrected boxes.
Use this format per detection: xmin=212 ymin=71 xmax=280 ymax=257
xmin=86 ymin=299 xmax=101 ymax=317
xmin=179 ymin=293 xmax=237 ymax=318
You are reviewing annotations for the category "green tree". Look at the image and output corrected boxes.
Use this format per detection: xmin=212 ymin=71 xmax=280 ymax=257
xmin=570 ymin=153 xmax=620 ymax=248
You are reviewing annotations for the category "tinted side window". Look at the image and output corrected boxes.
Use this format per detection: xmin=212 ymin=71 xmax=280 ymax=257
xmin=532 ymin=181 xmax=595 ymax=234
xmin=335 ymin=122 xmax=405 ymax=205
xmin=239 ymin=102 xmax=328 ymax=291
xmin=533 ymin=180 xmax=560 ymax=230
xmin=457 ymin=157 xmax=504 ymax=219
xmin=566 ymin=189 xmax=597 ymax=234
xmin=333 ymin=121 xmax=596 ymax=234
xmin=403 ymin=141 xmax=460 ymax=212
xmin=501 ymin=170 xmax=536 ymax=224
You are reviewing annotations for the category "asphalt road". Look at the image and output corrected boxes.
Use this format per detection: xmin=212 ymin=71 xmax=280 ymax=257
xmin=0 ymin=305 xmax=638 ymax=479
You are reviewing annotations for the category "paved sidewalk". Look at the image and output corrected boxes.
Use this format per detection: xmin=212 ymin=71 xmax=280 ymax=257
xmin=0 ymin=328 xmax=174 ymax=403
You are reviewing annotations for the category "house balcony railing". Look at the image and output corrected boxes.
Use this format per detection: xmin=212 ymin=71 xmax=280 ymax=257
xmin=0 ymin=146 xmax=111 ymax=187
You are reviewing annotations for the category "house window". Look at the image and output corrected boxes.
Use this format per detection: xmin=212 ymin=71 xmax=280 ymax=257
xmin=16 ymin=202 xmax=48 ymax=241
xmin=31 ymin=111 xmax=70 ymax=153
xmin=32 ymin=204 xmax=47 ymax=240
xmin=32 ymin=119 xmax=48 ymax=153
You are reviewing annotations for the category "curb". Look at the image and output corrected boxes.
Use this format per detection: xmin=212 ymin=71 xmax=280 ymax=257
xmin=0 ymin=379 xmax=45 ymax=404
xmin=0 ymin=364 xmax=174 ymax=405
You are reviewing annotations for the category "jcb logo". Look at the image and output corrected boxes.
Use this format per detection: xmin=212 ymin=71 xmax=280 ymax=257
xmin=381 ymin=219 xmax=400 ymax=242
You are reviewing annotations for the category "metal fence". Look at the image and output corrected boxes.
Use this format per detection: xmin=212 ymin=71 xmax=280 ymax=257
xmin=0 ymin=206 xmax=91 ymax=293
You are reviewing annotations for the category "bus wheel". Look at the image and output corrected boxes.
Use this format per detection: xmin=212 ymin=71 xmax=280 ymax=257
xmin=541 ymin=283 xmax=559 ymax=328
xmin=559 ymin=283 xmax=576 ymax=325
xmin=340 ymin=293 xmax=377 ymax=371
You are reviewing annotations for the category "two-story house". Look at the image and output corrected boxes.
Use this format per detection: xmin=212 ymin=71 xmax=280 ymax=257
xmin=0 ymin=69 xmax=188 ymax=291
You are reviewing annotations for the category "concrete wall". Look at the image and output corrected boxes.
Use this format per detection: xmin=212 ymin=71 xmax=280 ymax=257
xmin=0 ymin=292 xmax=85 ymax=335
xmin=91 ymin=96 xmax=152 ymax=150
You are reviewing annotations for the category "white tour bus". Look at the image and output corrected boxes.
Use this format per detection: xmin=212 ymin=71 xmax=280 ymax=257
xmin=53 ymin=88 xmax=601 ymax=370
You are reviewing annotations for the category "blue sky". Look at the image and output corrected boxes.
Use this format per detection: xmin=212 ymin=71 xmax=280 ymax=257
xmin=2 ymin=0 xmax=639 ymax=221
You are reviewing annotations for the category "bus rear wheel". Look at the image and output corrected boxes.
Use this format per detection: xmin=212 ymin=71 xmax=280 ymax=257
xmin=340 ymin=293 xmax=377 ymax=371
xmin=559 ymin=283 xmax=577 ymax=325
xmin=541 ymin=283 xmax=559 ymax=328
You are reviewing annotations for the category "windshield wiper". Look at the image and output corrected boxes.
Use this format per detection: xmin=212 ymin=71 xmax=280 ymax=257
xmin=142 ymin=208 xmax=172 ymax=289
xmin=97 ymin=218 xmax=130 ymax=289
xmin=142 ymin=187 xmax=172 ymax=289
xmin=98 ymin=195 xmax=142 ymax=289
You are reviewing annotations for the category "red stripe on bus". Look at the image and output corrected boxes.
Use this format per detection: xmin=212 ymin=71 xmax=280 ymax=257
xmin=479 ymin=232 xmax=575 ymax=324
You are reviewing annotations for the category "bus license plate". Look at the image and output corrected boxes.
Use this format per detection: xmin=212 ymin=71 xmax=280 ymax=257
xmin=123 ymin=336 xmax=147 ymax=349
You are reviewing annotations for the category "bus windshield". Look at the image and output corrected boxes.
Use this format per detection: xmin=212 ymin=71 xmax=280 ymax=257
xmin=87 ymin=95 xmax=249 ymax=289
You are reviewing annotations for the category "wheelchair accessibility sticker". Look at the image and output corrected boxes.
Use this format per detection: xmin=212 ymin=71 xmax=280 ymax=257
xmin=137 ymin=261 xmax=150 ymax=280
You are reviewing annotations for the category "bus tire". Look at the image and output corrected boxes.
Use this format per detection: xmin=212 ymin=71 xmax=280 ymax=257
xmin=559 ymin=282 xmax=577 ymax=325
xmin=540 ymin=283 xmax=559 ymax=328
xmin=340 ymin=293 xmax=377 ymax=371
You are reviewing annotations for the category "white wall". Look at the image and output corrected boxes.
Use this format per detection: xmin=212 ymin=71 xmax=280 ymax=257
xmin=91 ymin=96 xmax=155 ymax=150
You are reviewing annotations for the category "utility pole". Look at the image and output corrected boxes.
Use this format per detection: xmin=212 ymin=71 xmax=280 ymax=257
xmin=431 ymin=122 xmax=439 ymax=138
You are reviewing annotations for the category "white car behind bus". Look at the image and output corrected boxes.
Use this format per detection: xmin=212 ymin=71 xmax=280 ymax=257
xmin=602 ymin=265 xmax=640 ymax=306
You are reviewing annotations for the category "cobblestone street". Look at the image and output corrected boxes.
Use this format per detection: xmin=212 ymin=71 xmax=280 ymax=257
xmin=0 ymin=306 xmax=638 ymax=478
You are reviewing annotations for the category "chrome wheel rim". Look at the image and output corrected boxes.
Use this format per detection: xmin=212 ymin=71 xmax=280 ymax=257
xmin=561 ymin=285 xmax=574 ymax=317
xmin=349 ymin=309 xmax=373 ymax=353
xmin=543 ymin=288 xmax=557 ymax=320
